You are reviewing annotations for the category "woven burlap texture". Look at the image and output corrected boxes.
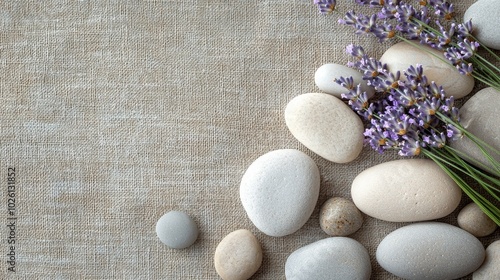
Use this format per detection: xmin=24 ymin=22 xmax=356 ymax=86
xmin=0 ymin=0 xmax=497 ymax=279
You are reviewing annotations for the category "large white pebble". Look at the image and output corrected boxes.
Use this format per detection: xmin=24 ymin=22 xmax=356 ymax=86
xmin=240 ymin=149 xmax=320 ymax=237
xmin=449 ymin=87 xmax=500 ymax=172
xmin=380 ymin=41 xmax=474 ymax=99
xmin=351 ymin=159 xmax=461 ymax=222
xmin=214 ymin=229 xmax=262 ymax=280
xmin=377 ymin=222 xmax=485 ymax=280
xmin=285 ymin=237 xmax=371 ymax=280
xmin=464 ymin=0 xmax=500 ymax=50
xmin=474 ymin=240 xmax=500 ymax=279
xmin=285 ymin=93 xmax=364 ymax=163
xmin=314 ymin=63 xmax=374 ymax=98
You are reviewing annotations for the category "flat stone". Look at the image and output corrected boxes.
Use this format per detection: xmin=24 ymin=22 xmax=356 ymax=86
xmin=449 ymin=87 xmax=500 ymax=172
xmin=377 ymin=222 xmax=485 ymax=280
xmin=314 ymin=63 xmax=374 ymax=98
xmin=285 ymin=237 xmax=371 ymax=280
xmin=319 ymin=197 xmax=363 ymax=236
xmin=464 ymin=0 xmax=500 ymax=50
xmin=351 ymin=159 xmax=461 ymax=222
xmin=458 ymin=202 xmax=498 ymax=237
xmin=380 ymin=41 xmax=474 ymax=99
xmin=285 ymin=93 xmax=364 ymax=163
xmin=155 ymin=211 xmax=198 ymax=249
xmin=214 ymin=229 xmax=262 ymax=280
xmin=473 ymin=240 xmax=500 ymax=279
xmin=240 ymin=149 xmax=320 ymax=237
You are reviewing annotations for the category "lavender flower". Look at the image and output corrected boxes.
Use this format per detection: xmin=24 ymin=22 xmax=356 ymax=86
xmin=314 ymin=0 xmax=336 ymax=15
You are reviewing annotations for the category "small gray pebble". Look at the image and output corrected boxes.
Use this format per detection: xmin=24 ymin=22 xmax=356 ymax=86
xmin=156 ymin=211 xmax=198 ymax=249
xmin=320 ymin=197 xmax=363 ymax=236
xmin=458 ymin=202 xmax=497 ymax=237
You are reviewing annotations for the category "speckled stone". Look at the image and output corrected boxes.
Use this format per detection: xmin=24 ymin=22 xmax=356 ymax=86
xmin=458 ymin=202 xmax=497 ymax=237
xmin=319 ymin=197 xmax=363 ymax=236
xmin=155 ymin=211 xmax=198 ymax=249
xmin=474 ymin=240 xmax=500 ymax=279
xmin=377 ymin=222 xmax=485 ymax=280
xmin=214 ymin=229 xmax=262 ymax=280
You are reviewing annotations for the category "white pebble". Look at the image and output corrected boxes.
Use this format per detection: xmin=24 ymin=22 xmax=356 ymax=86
xmin=240 ymin=149 xmax=320 ymax=237
xmin=380 ymin=41 xmax=474 ymax=99
xmin=474 ymin=240 xmax=500 ymax=279
xmin=285 ymin=93 xmax=364 ymax=163
xmin=377 ymin=222 xmax=485 ymax=280
xmin=155 ymin=211 xmax=198 ymax=249
xmin=464 ymin=0 xmax=500 ymax=50
xmin=314 ymin=63 xmax=374 ymax=98
xmin=351 ymin=159 xmax=461 ymax=222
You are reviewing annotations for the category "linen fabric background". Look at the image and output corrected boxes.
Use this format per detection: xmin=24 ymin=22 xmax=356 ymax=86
xmin=0 ymin=0 xmax=497 ymax=279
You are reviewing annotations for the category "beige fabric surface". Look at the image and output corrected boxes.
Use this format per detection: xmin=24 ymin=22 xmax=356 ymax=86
xmin=1 ymin=0 xmax=498 ymax=279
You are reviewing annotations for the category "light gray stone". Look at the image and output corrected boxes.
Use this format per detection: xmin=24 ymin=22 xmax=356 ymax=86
xmin=474 ymin=240 xmax=500 ymax=279
xmin=285 ymin=237 xmax=371 ymax=280
xmin=449 ymin=87 xmax=500 ymax=172
xmin=351 ymin=159 xmax=461 ymax=222
xmin=314 ymin=63 xmax=374 ymax=99
xmin=458 ymin=202 xmax=498 ymax=237
xmin=319 ymin=197 xmax=363 ymax=236
xmin=464 ymin=0 xmax=500 ymax=50
xmin=380 ymin=41 xmax=474 ymax=99
xmin=285 ymin=93 xmax=364 ymax=163
xmin=240 ymin=149 xmax=320 ymax=237
xmin=214 ymin=229 xmax=262 ymax=280
xmin=155 ymin=211 xmax=198 ymax=249
xmin=377 ymin=222 xmax=485 ymax=280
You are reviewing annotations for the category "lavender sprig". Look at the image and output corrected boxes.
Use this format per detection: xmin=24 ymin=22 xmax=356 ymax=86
xmin=335 ymin=44 xmax=500 ymax=225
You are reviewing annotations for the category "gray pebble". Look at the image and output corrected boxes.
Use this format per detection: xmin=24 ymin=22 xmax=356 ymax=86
xmin=155 ymin=211 xmax=198 ymax=249
xmin=458 ymin=202 xmax=497 ymax=237
xmin=320 ymin=197 xmax=363 ymax=236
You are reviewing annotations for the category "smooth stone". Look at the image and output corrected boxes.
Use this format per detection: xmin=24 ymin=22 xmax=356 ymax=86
xmin=314 ymin=63 xmax=375 ymax=99
xmin=155 ymin=211 xmax=198 ymax=249
xmin=458 ymin=202 xmax=497 ymax=237
xmin=285 ymin=237 xmax=371 ymax=280
xmin=214 ymin=229 xmax=262 ymax=280
xmin=351 ymin=159 xmax=461 ymax=222
xmin=380 ymin=41 xmax=474 ymax=98
xmin=464 ymin=0 xmax=500 ymax=50
xmin=449 ymin=87 xmax=500 ymax=172
xmin=285 ymin=93 xmax=364 ymax=163
xmin=240 ymin=149 xmax=320 ymax=237
xmin=319 ymin=197 xmax=363 ymax=236
xmin=473 ymin=240 xmax=500 ymax=279
xmin=377 ymin=222 xmax=485 ymax=280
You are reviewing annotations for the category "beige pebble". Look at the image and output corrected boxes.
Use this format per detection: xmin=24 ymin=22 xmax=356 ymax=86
xmin=214 ymin=229 xmax=262 ymax=280
xmin=458 ymin=202 xmax=497 ymax=237
xmin=473 ymin=240 xmax=500 ymax=279
xmin=320 ymin=197 xmax=363 ymax=236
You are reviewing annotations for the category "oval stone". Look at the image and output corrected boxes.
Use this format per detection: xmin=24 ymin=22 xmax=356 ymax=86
xmin=319 ymin=197 xmax=363 ymax=236
xmin=377 ymin=222 xmax=485 ymax=280
xmin=351 ymin=159 xmax=461 ymax=222
xmin=464 ymin=0 xmax=500 ymax=50
xmin=314 ymin=63 xmax=375 ymax=99
xmin=155 ymin=211 xmax=198 ymax=249
xmin=240 ymin=149 xmax=320 ymax=237
xmin=473 ymin=240 xmax=500 ymax=279
xmin=285 ymin=237 xmax=371 ymax=280
xmin=449 ymin=87 xmax=500 ymax=172
xmin=380 ymin=41 xmax=474 ymax=99
xmin=458 ymin=202 xmax=498 ymax=237
xmin=214 ymin=229 xmax=262 ymax=280
xmin=285 ymin=93 xmax=364 ymax=163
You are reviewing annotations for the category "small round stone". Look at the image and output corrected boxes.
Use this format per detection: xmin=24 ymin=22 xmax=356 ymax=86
xmin=214 ymin=229 xmax=262 ymax=280
xmin=320 ymin=197 xmax=363 ymax=236
xmin=155 ymin=211 xmax=198 ymax=249
xmin=457 ymin=202 xmax=497 ymax=237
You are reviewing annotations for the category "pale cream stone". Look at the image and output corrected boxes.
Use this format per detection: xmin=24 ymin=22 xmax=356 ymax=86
xmin=285 ymin=93 xmax=364 ymax=163
xmin=314 ymin=63 xmax=374 ymax=98
xmin=464 ymin=0 xmax=500 ymax=50
xmin=351 ymin=159 xmax=461 ymax=222
xmin=473 ymin=240 xmax=500 ymax=280
xmin=458 ymin=202 xmax=497 ymax=237
xmin=380 ymin=41 xmax=474 ymax=99
xmin=214 ymin=229 xmax=262 ymax=280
